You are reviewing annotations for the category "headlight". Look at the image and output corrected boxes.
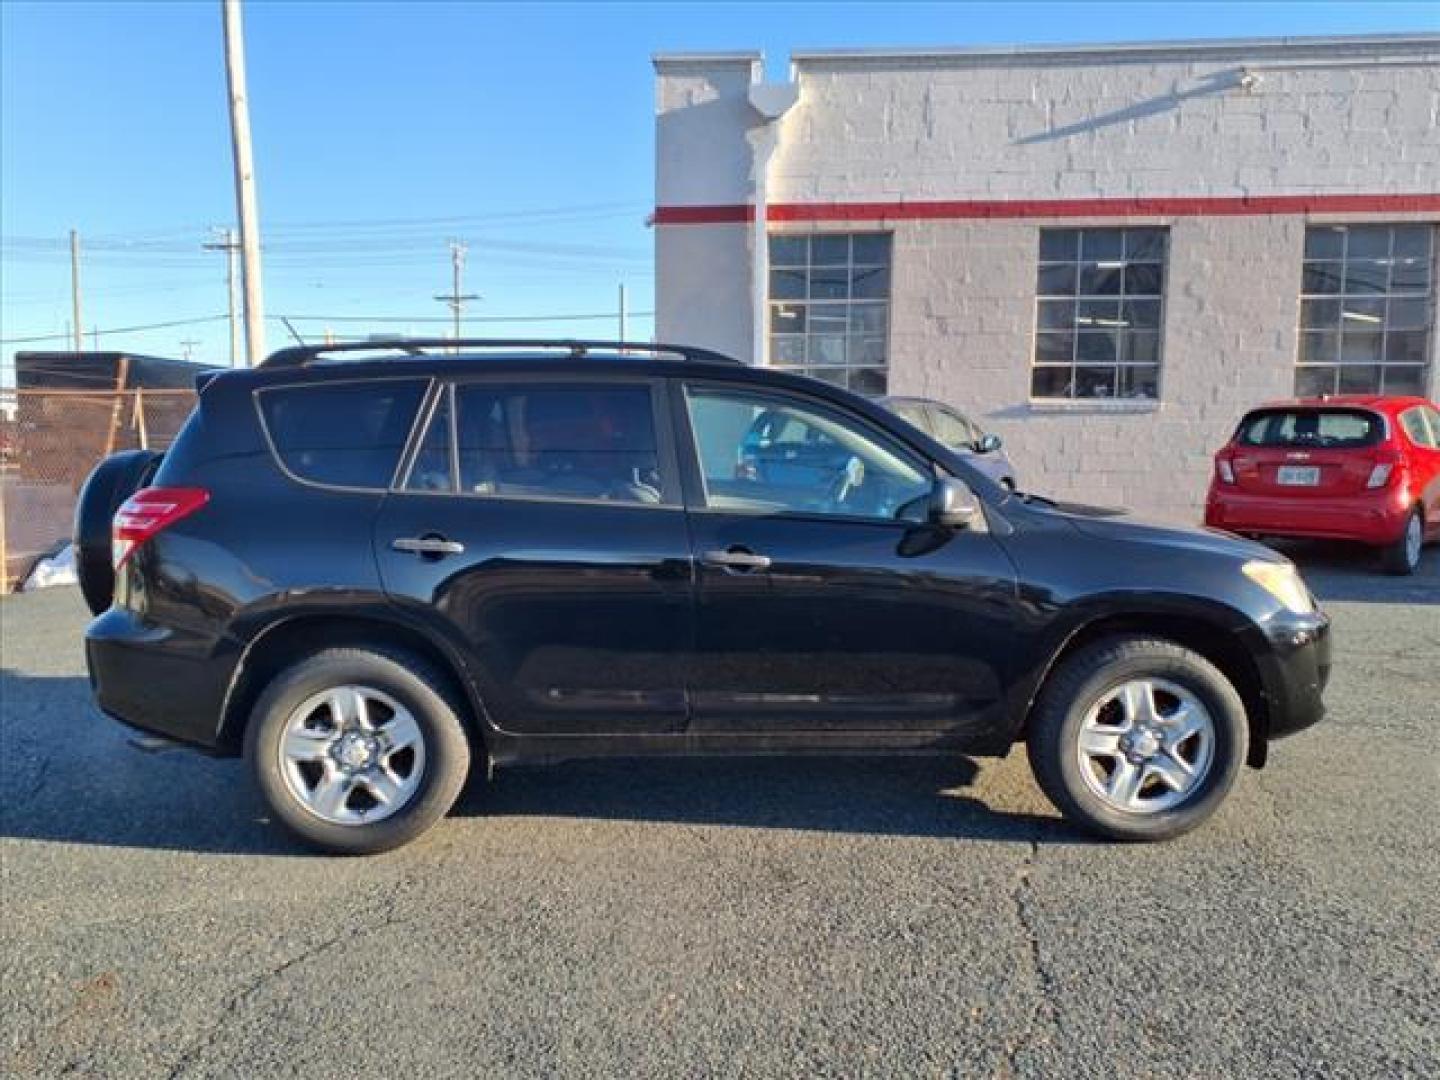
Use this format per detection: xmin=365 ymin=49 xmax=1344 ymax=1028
xmin=1242 ymin=560 xmax=1315 ymax=614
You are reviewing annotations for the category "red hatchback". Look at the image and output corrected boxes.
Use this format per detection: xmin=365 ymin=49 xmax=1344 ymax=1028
xmin=1205 ymin=395 xmax=1440 ymax=575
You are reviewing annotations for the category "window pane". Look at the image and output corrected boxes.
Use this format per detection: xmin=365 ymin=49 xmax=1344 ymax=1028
xmin=811 ymin=235 xmax=849 ymax=265
xmin=1304 ymin=227 xmax=1345 ymax=260
xmin=771 ymin=302 xmax=806 ymax=334
xmin=685 ymin=386 xmax=928 ymax=520
xmin=851 ymin=234 xmax=890 ymax=264
xmin=1080 ymin=263 xmax=1123 ymax=295
xmin=1337 ymin=365 xmax=1382 ymax=393
xmin=851 ymin=336 xmax=887 ymax=365
xmin=1075 ymin=366 xmax=1117 ymax=398
xmin=769 ymin=235 xmax=807 ymax=267
xmin=810 ymin=334 xmax=847 ymax=365
xmin=1037 ymin=263 xmax=1078 ymax=296
xmin=1038 ymin=299 xmax=1076 ymax=330
xmin=1387 ymin=297 xmax=1430 ymax=329
xmin=1034 ymin=332 xmax=1074 ymax=364
xmin=1340 ymin=297 xmax=1385 ymax=325
xmin=1391 ymin=258 xmax=1432 ymax=294
xmin=455 ymin=384 xmax=664 ymax=503
xmin=1077 ymin=299 xmax=1121 ymax=328
xmin=406 ymin=391 xmax=453 ymax=493
xmin=1124 ymin=263 xmax=1165 ymax=296
xmin=1080 ymin=229 xmax=1123 ymax=261
xmin=260 ymin=380 xmax=427 ymax=489
xmin=1294 ymin=365 xmax=1337 ymax=397
xmin=1385 ymin=330 xmax=1429 ymax=365
xmin=770 ymin=335 xmax=806 ymax=364
xmin=1077 ymin=331 xmax=1119 ymax=365
xmin=1346 ymin=227 xmax=1390 ymax=259
xmin=1340 ymin=331 xmax=1382 ymax=364
xmin=1116 ymin=365 xmax=1159 ymax=400
xmin=1123 ymin=331 xmax=1161 ymax=366
xmin=807 ymin=303 xmax=848 ymax=333
xmin=1031 ymin=366 xmax=1073 ymax=398
xmin=848 ymin=304 xmax=887 ymax=334
xmin=1393 ymin=226 xmax=1432 ymax=260
xmin=850 ymin=264 xmax=890 ymax=299
xmin=1121 ymin=298 xmax=1161 ymax=329
xmin=1039 ymin=229 xmax=1079 ymax=261
xmin=1343 ymin=260 xmax=1388 ymax=295
xmin=1125 ymin=228 xmax=1167 ymax=261
xmin=1300 ymin=330 xmax=1339 ymax=365
xmin=1383 ymin=366 xmax=1427 ymax=394
xmin=809 ymin=267 xmax=849 ymax=300
xmin=848 ymin=367 xmax=888 ymax=396
xmin=769 ymin=267 xmax=807 ymax=301
xmin=1303 ymin=262 xmax=1344 ymax=294
xmin=1301 ymin=298 xmax=1341 ymax=329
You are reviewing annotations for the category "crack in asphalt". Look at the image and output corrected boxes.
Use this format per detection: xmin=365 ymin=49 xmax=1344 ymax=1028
xmin=1005 ymin=829 xmax=1061 ymax=1077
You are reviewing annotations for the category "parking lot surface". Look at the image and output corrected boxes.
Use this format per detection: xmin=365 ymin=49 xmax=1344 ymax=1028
xmin=2 ymin=543 xmax=1437 ymax=1078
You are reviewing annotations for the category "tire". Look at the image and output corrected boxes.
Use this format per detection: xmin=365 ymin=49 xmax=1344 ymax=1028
xmin=245 ymin=646 xmax=473 ymax=855
xmin=1026 ymin=636 xmax=1248 ymax=842
xmin=73 ymin=449 xmax=163 ymax=615
xmin=1380 ymin=507 xmax=1423 ymax=576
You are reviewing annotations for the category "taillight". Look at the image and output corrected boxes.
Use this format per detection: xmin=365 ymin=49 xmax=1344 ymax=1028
xmin=112 ymin=487 xmax=210 ymax=567
xmin=1216 ymin=456 xmax=1236 ymax=484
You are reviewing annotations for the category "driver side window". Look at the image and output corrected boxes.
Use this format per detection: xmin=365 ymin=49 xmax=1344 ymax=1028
xmin=684 ymin=384 xmax=932 ymax=521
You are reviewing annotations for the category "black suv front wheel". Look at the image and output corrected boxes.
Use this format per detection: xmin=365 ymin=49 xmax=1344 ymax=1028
xmin=246 ymin=647 xmax=473 ymax=855
xmin=1027 ymin=636 xmax=1248 ymax=841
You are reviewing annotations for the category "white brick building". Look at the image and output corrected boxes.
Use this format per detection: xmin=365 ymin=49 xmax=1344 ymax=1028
xmin=652 ymin=34 xmax=1440 ymax=519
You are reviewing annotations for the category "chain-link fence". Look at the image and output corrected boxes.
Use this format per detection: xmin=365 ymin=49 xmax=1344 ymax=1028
xmin=1 ymin=389 xmax=197 ymax=591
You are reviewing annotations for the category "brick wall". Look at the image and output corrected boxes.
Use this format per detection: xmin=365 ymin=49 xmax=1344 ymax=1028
xmin=654 ymin=38 xmax=1440 ymax=521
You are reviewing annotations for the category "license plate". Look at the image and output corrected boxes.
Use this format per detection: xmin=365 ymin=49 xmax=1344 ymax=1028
xmin=1277 ymin=465 xmax=1320 ymax=487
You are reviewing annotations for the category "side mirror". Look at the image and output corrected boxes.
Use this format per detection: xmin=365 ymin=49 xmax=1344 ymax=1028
xmin=975 ymin=433 xmax=1003 ymax=454
xmin=929 ymin=477 xmax=981 ymax=530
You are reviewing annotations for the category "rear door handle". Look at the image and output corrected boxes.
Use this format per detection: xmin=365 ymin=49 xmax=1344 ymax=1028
xmin=701 ymin=548 xmax=772 ymax=572
xmin=392 ymin=535 xmax=465 ymax=557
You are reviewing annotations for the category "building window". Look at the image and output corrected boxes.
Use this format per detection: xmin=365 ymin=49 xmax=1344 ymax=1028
xmin=1032 ymin=227 xmax=1167 ymax=401
xmin=768 ymin=233 xmax=891 ymax=396
xmin=1297 ymin=224 xmax=1434 ymax=396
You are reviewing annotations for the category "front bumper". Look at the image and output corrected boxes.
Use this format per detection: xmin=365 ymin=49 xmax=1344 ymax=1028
xmin=1254 ymin=609 xmax=1332 ymax=741
xmin=85 ymin=607 xmax=238 ymax=752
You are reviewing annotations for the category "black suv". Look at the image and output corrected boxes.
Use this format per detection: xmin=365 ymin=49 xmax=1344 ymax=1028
xmin=78 ymin=340 xmax=1330 ymax=854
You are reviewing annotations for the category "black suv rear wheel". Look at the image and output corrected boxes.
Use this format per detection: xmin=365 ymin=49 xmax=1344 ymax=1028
xmin=1026 ymin=636 xmax=1248 ymax=841
xmin=245 ymin=646 xmax=473 ymax=855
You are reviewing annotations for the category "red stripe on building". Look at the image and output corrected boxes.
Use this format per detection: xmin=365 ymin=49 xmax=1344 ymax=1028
xmin=653 ymin=193 xmax=1440 ymax=225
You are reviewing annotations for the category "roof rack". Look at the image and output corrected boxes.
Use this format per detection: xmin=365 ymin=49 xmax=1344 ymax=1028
xmin=260 ymin=338 xmax=741 ymax=369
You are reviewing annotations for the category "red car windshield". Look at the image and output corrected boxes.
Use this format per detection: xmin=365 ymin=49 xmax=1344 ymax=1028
xmin=1237 ymin=408 xmax=1382 ymax=450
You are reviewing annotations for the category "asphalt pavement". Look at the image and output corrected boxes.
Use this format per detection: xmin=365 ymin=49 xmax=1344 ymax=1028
xmin=2 ymin=544 xmax=1437 ymax=1078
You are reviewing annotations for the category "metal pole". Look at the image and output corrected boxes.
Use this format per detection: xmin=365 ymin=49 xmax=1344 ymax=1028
xmin=222 ymin=0 xmax=266 ymax=365
xmin=69 ymin=230 xmax=83 ymax=352
xmin=619 ymin=283 xmax=628 ymax=345
xmin=452 ymin=242 xmax=463 ymax=345
xmin=203 ymin=227 xmax=242 ymax=366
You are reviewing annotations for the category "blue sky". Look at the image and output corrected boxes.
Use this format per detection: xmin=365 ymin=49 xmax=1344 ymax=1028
xmin=3 ymin=1 xmax=1436 ymax=370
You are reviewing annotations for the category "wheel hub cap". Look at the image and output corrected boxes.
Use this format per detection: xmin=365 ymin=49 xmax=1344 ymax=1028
xmin=333 ymin=732 xmax=379 ymax=771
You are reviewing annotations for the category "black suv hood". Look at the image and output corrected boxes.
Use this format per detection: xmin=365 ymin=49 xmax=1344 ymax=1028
xmin=1046 ymin=501 xmax=1278 ymax=562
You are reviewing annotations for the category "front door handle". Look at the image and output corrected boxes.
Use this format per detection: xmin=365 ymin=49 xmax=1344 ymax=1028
xmin=701 ymin=547 xmax=772 ymax=573
xmin=392 ymin=535 xmax=465 ymax=558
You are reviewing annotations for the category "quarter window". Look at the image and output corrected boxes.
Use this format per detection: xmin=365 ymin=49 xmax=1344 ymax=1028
xmin=1399 ymin=407 xmax=1437 ymax=449
xmin=1298 ymin=224 xmax=1435 ymax=396
xmin=406 ymin=382 xmax=670 ymax=505
xmin=259 ymin=379 xmax=427 ymax=489
xmin=1032 ymin=227 xmax=1167 ymax=401
xmin=768 ymin=233 xmax=892 ymax=395
xmin=684 ymin=385 xmax=931 ymax=521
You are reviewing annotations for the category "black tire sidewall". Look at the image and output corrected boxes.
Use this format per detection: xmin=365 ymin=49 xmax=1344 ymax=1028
xmin=1035 ymin=642 xmax=1248 ymax=841
xmin=1382 ymin=508 xmax=1422 ymax=575
xmin=246 ymin=649 xmax=471 ymax=855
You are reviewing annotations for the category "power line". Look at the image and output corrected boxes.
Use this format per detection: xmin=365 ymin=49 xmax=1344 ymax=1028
xmin=1 ymin=315 xmax=228 ymax=346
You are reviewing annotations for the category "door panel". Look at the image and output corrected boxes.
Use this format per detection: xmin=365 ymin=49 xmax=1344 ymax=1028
xmin=677 ymin=381 xmax=1019 ymax=736
xmin=374 ymin=378 xmax=692 ymax=735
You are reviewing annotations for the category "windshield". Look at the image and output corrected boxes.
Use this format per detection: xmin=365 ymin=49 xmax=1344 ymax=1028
xmin=1237 ymin=409 xmax=1382 ymax=449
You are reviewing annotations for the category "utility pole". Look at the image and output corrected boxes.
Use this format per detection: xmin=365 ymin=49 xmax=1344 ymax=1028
xmin=618 ymin=283 xmax=628 ymax=347
xmin=222 ymin=0 xmax=265 ymax=365
xmin=69 ymin=229 xmax=83 ymax=352
xmin=434 ymin=241 xmax=479 ymax=352
xmin=202 ymin=227 xmax=242 ymax=367
xmin=179 ymin=338 xmax=201 ymax=362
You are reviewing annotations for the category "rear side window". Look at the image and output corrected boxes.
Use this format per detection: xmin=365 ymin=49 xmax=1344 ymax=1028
xmin=1400 ymin=407 xmax=1439 ymax=449
xmin=1237 ymin=409 xmax=1382 ymax=449
xmin=405 ymin=381 xmax=671 ymax=505
xmin=259 ymin=379 xmax=427 ymax=489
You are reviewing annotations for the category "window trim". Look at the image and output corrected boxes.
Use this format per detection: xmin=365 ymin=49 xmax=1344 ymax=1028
xmin=391 ymin=372 xmax=684 ymax=510
xmin=671 ymin=377 xmax=949 ymax=528
xmin=253 ymin=375 xmax=434 ymax=495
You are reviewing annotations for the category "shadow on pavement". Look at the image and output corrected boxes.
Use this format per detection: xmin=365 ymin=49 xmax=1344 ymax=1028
xmin=0 ymin=670 xmax=1078 ymax=855
xmin=1271 ymin=539 xmax=1440 ymax=605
